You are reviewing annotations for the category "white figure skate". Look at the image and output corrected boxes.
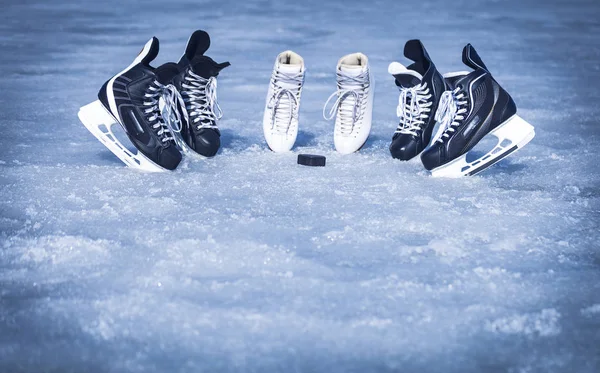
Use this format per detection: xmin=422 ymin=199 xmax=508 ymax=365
xmin=262 ymin=50 xmax=305 ymax=152
xmin=323 ymin=53 xmax=374 ymax=154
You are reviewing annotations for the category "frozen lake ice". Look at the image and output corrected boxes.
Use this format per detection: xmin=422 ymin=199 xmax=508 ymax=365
xmin=1 ymin=0 xmax=599 ymax=372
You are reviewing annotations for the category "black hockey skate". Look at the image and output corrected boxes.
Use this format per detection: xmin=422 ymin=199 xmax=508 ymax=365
xmin=421 ymin=44 xmax=535 ymax=177
xmin=170 ymin=30 xmax=230 ymax=157
xmin=388 ymin=40 xmax=447 ymax=161
xmin=78 ymin=37 xmax=182 ymax=171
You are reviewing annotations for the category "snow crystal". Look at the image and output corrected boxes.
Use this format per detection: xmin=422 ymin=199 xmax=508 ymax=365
xmin=1 ymin=0 xmax=599 ymax=372
xmin=485 ymin=309 xmax=562 ymax=337
xmin=581 ymin=304 xmax=600 ymax=317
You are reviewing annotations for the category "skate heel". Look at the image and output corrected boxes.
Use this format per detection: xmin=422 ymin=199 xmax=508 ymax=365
xmin=431 ymin=115 xmax=535 ymax=178
xmin=78 ymin=100 xmax=167 ymax=172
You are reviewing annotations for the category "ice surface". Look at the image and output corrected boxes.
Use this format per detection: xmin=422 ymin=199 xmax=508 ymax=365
xmin=1 ymin=0 xmax=600 ymax=372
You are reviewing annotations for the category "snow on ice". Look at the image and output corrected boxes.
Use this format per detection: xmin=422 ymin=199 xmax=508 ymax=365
xmin=1 ymin=0 xmax=599 ymax=372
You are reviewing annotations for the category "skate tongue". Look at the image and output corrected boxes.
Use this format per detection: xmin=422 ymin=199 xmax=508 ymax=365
xmin=404 ymin=39 xmax=433 ymax=69
xmin=276 ymin=62 xmax=303 ymax=90
xmin=388 ymin=61 xmax=423 ymax=88
xmin=180 ymin=29 xmax=231 ymax=77
xmin=278 ymin=62 xmax=302 ymax=74
xmin=154 ymin=63 xmax=180 ymax=85
xmin=340 ymin=64 xmax=365 ymax=78
xmin=181 ymin=30 xmax=211 ymax=63
xmin=339 ymin=64 xmax=367 ymax=91
xmin=190 ymin=55 xmax=231 ymax=79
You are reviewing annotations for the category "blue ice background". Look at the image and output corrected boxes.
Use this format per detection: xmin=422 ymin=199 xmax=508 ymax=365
xmin=1 ymin=0 xmax=600 ymax=372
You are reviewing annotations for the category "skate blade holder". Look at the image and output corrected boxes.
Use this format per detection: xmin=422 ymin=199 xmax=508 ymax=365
xmin=431 ymin=115 xmax=535 ymax=178
xmin=78 ymin=100 xmax=168 ymax=172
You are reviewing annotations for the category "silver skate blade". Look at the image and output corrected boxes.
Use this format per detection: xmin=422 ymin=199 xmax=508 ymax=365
xmin=431 ymin=115 xmax=535 ymax=178
xmin=78 ymin=100 xmax=168 ymax=172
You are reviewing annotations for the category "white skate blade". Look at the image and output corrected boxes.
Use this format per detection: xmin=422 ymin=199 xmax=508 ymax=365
xmin=78 ymin=100 xmax=167 ymax=172
xmin=431 ymin=115 xmax=535 ymax=178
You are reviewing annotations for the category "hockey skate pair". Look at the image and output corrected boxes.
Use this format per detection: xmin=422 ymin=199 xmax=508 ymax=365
xmin=263 ymin=51 xmax=374 ymax=154
xmin=389 ymin=40 xmax=535 ymax=177
xmin=78 ymin=30 xmax=230 ymax=172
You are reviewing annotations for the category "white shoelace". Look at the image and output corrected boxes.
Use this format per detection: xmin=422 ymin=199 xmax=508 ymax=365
xmin=394 ymin=83 xmax=432 ymax=136
xmin=161 ymin=84 xmax=186 ymax=134
xmin=323 ymin=69 xmax=370 ymax=136
xmin=143 ymin=82 xmax=178 ymax=143
xmin=267 ymin=70 xmax=303 ymax=134
xmin=432 ymin=87 xmax=468 ymax=143
xmin=181 ymin=71 xmax=223 ymax=130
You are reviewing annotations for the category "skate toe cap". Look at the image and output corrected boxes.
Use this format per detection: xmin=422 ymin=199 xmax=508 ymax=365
xmin=193 ymin=129 xmax=221 ymax=157
xmin=334 ymin=136 xmax=364 ymax=155
xmin=266 ymin=134 xmax=294 ymax=152
xmin=389 ymin=136 xmax=421 ymax=161
xmin=335 ymin=144 xmax=357 ymax=155
xmin=159 ymin=145 xmax=183 ymax=170
xmin=420 ymin=144 xmax=443 ymax=171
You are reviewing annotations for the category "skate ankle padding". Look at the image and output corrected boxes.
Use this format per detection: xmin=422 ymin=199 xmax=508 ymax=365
xmin=462 ymin=44 xmax=489 ymax=72
xmin=140 ymin=37 xmax=160 ymax=66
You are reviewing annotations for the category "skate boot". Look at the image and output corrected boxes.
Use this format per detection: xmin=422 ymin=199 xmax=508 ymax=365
xmin=78 ymin=37 xmax=182 ymax=171
xmin=263 ymin=50 xmax=305 ymax=152
xmin=323 ymin=53 xmax=374 ymax=154
xmin=388 ymin=40 xmax=447 ymax=161
xmin=421 ymin=44 xmax=535 ymax=177
xmin=171 ymin=30 xmax=230 ymax=157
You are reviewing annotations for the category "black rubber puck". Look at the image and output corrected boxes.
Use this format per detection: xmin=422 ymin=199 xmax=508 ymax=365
xmin=298 ymin=154 xmax=326 ymax=167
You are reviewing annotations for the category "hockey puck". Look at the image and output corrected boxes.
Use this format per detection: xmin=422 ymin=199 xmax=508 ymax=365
xmin=297 ymin=154 xmax=326 ymax=167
